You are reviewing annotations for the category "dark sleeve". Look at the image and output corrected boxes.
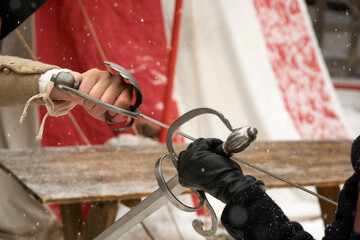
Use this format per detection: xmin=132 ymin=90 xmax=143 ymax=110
xmin=0 ymin=0 xmax=47 ymax=39
xmin=221 ymin=184 xmax=315 ymax=240
xmin=322 ymin=173 xmax=359 ymax=240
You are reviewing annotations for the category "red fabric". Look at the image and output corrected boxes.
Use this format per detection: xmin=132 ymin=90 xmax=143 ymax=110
xmin=253 ymin=0 xmax=349 ymax=140
xmin=36 ymin=0 xmax=181 ymax=147
xmin=191 ymin=194 xmax=210 ymax=217
xmin=35 ymin=0 xmax=181 ymax=220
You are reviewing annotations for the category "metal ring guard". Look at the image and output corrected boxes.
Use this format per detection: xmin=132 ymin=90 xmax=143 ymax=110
xmin=155 ymin=108 xmax=239 ymax=237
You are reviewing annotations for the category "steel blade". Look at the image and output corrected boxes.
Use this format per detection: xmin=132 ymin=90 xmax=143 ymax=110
xmin=53 ymin=77 xmax=338 ymax=207
xmin=94 ymin=175 xmax=187 ymax=240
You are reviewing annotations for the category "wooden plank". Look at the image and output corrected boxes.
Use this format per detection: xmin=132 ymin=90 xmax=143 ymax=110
xmin=238 ymin=140 xmax=354 ymax=187
xmin=60 ymin=203 xmax=83 ymax=240
xmin=0 ymin=144 xmax=182 ymax=204
xmin=82 ymin=200 xmax=119 ymax=240
xmin=316 ymin=185 xmax=340 ymax=226
xmin=0 ymin=140 xmax=354 ymax=204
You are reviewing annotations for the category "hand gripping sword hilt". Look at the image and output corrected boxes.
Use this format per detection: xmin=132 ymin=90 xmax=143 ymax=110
xmin=50 ymin=61 xmax=143 ymax=131
xmin=103 ymin=61 xmax=143 ymax=131
xmin=155 ymin=107 xmax=258 ymax=237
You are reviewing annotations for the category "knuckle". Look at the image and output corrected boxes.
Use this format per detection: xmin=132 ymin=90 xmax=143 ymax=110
xmin=117 ymin=97 xmax=131 ymax=109
xmin=83 ymin=101 xmax=93 ymax=110
xmin=101 ymin=96 xmax=113 ymax=105
xmin=90 ymin=105 xmax=105 ymax=115
xmin=85 ymin=68 xmax=99 ymax=75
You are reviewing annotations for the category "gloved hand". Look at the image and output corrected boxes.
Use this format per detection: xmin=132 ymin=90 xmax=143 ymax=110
xmin=177 ymin=138 xmax=263 ymax=203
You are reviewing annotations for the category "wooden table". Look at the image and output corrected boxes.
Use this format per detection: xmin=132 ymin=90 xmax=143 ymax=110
xmin=0 ymin=140 xmax=354 ymax=239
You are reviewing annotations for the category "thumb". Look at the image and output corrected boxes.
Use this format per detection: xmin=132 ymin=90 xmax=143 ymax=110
xmin=205 ymin=138 xmax=233 ymax=157
xmin=205 ymin=138 xmax=223 ymax=149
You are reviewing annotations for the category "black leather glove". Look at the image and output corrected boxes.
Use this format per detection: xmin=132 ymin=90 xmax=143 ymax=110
xmin=177 ymin=138 xmax=263 ymax=203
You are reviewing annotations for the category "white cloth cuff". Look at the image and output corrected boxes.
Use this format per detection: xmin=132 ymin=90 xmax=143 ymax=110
xmin=38 ymin=69 xmax=70 ymax=93
xmin=20 ymin=69 xmax=77 ymax=141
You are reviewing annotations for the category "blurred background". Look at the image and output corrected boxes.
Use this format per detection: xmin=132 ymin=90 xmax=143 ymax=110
xmin=1 ymin=1 xmax=360 ymax=239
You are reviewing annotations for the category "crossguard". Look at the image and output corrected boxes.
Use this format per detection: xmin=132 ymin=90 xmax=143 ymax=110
xmin=104 ymin=61 xmax=143 ymax=131
xmin=155 ymin=108 xmax=257 ymax=237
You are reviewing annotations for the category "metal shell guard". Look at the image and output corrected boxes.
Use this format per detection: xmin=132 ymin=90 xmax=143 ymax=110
xmin=104 ymin=61 xmax=143 ymax=131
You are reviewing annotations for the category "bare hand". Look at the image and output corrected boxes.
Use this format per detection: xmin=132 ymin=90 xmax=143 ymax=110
xmin=50 ymin=69 xmax=133 ymax=122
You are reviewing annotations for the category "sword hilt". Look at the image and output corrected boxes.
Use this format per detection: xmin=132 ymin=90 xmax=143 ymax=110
xmin=157 ymin=107 xmax=258 ymax=238
xmin=51 ymin=72 xmax=80 ymax=90
xmin=216 ymin=126 xmax=258 ymax=156
xmin=50 ymin=61 xmax=144 ymax=131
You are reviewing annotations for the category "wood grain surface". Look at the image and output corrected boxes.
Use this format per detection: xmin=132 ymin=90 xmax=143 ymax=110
xmin=0 ymin=140 xmax=354 ymax=204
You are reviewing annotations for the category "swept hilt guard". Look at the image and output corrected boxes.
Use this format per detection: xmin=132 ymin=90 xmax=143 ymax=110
xmin=104 ymin=61 xmax=143 ymax=131
xmin=104 ymin=61 xmax=143 ymax=109
xmin=50 ymin=61 xmax=144 ymax=131
xmin=157 ymin=107 xmax=258 ymax=237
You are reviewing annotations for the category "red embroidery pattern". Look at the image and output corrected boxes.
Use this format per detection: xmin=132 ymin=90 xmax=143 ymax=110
xmin=253 ymin=0 xmax=348 ymax=139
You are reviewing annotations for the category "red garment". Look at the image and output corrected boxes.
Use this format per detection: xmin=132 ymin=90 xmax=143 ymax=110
xmin=36 ymin=0 xmax=180 ymax=147
xmin=35 ymin=0 xmax=181 ymax=220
